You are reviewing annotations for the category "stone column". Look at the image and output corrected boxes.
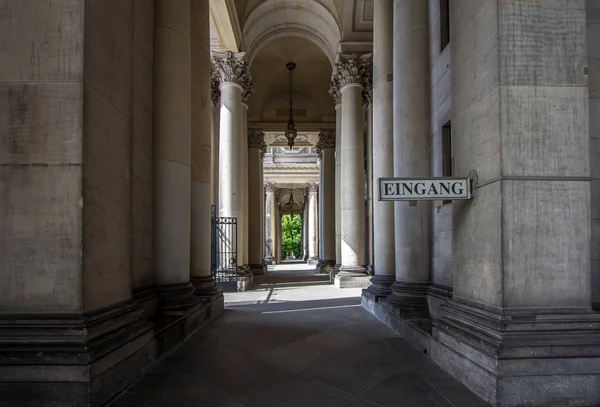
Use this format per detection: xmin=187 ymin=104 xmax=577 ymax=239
xmin=307 ymin=183 xmax=319 ymax=263
xmin=190 ymin=0 xmax=218 ymax=297
xmin=430 ymin=2 xmax=600 ymax=406
xmin=303 ymin=198 xmax=310 ymax=261
xmin=259 ymin=150 xmax=266 ymax=268
xmin=241 ymin=99 xmax=251 ymax=269
xmin=331 ymin=53 xmax=372 ymax=288
xmin=316 ymin=131 xmax=337 ymax=271
xmin=213 ymin=51 xmax=250 ymax=271
xmin=275 ymin=204 xmax=282 ymax=263
xmin=386 ymin=0 xmax=431 ymax=312
xmin=368 ymin=0 xmax=396 ymax=296
xmin=248 ymin=129 xmax=266 ymax=274
xmin=264 ymin=182 xmax=277 ymax=264
xmin=364 ymin=81 xmax=374 ymax=273
xmin=332 ymin=98 xmax=343 ymax=269
xmin=317 ymin=152 xmax=324 ymax=268
xmin=154 ymin=0 xmax=199 ymax=309
xmin=210 ymin=72 xmax=220 ymax=209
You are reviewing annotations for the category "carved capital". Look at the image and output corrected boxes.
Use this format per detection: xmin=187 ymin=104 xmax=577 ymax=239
xmin=265 ymin=181 xmax=277 ymax=193
xmin=317 ymin=130 xmax=336 ymax=150
xmin=248 ymin=128 xmax=266 ymax=149
xmin=212 ymin=51 xmax=252 ymax=100
xmin=328 ymin=78 xmax=342 ymax=106
xmin=330 ymin=53 xmax=373 ymax=94
xmin=210 ymin=68 xmax=221 ymax=106
xmin=306 ymin=182 xmax=319 ymax=194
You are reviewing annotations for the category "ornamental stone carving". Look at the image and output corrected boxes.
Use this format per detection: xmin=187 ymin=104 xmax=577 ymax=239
xmin=307 ymin=183 xmax=319 ymax=194
xmin=317 ymin=130 xmax=336 ymax=150
xmin=328 ymin=77 xmax=342 ymax=106
xmin=212 ymin=51 xmax=252 ymax=101
xmin=331 ymin=54 xmax=373 ymax=91
xmin=210 ymin=69 xmax=221 ymax=106
xmin=248 ymin=129 xmax=266 ymax=149
xmin=265 ymin=182 xmax=277 ymax=193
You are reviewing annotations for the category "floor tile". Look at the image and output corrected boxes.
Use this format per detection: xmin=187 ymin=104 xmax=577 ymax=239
xmin=436 ymin=385 xmax=492 ymax=407
xmin=359 ymin=371 xmax=453 ymax=407
xmin=108 ymin=392 xmax=154 ymax=407
xmin=143 ymin=375 xmax=243 ymax=407
xmin=258 ymin=339 xmax=332 ymax=373
xmin=342 ymin=398 xmax=382 ymax=407
xmin=237 ymin=375 xmax=352 ymax=407
xmin=128 ymin=373 xmax=170 ymax=393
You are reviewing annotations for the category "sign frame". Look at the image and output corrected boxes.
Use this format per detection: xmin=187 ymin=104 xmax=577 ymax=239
xmin=378 ymin=177 xmax=473 ymax=201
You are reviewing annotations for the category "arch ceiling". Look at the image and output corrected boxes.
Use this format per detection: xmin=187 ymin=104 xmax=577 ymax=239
xmin=277 ymin=188 xmax=306 ymax=213
xmin=248 ymin=36 xmax=335 ymax=121
xmin=242 ymin=0 xmax=342 ymax=64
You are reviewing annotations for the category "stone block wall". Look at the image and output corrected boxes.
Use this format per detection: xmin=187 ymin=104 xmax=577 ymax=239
xmin=427 ymin=0 xmax=453 ymax=319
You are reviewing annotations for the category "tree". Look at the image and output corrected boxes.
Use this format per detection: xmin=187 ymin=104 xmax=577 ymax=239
xmin=281 ymin=215 xmax=302 ymax=258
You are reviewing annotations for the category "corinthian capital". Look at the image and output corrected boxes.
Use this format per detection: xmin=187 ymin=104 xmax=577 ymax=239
xmin=210 ymin=69 xmax=221 ymax=106
xmin=248 ymin=129 xmax=266 ymax=150
xmin=331 ymin=53 xmax=373 ymax=91
xmin=265 ymin=181 xmax=277 ymax=193
xmin=306 ymin=183 xmax=319 ymax=194
xmin=317 ymin=130 xmax=336 ymax=150
xmin=212 ymin=51 xmax=252 ymax=95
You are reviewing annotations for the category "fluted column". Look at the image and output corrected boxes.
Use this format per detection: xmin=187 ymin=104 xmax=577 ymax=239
xmin=213 ymin=51 xmax=251 ymax=272
xmin=307 ymin=183 xmax=319 ymax=262
xmin=369 ymin=0 xmax=396 ymax=296
xmin=210 ymin=72 xmax=220 ymax=209
xmin=190 ymin=0 xmax=217 ymax=296
xmin=248 ymin=129 xmax=266 ymax=274
xmin=154 ymin=0 xmax=199 ymax=309
xmin=264 ymin=182 xmax=277 ymax=264
xmin=331 ymin=53 xmax=372 ymax=287
xmin=386 ymin=0 xmax=431 ymax=312
xmin=317 ymin=131 xmax=336 ymax=271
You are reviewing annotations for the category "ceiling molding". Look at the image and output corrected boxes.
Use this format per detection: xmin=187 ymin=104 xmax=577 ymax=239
xmin=243 ymin=0 xmax=342 ymax=66
xmin=210 ymin=0 xmax=245 ymax=52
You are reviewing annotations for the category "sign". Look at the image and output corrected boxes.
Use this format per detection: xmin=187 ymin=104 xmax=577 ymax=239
xmin=378 ymin=177 xmax=472 ymax=201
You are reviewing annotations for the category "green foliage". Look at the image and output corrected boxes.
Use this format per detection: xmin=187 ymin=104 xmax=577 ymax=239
xmin=281 ymin=215 xmax=302 ymax=258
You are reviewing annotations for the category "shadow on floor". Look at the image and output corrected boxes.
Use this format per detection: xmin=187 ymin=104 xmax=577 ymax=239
xmin=108 ymin=268 xmax=491 ymax=407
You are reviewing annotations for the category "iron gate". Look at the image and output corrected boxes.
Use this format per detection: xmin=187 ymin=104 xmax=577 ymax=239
xmin=211 ymin=205 xmax=239 ymax=292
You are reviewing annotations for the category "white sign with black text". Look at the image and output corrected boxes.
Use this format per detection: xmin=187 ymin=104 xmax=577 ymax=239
xmin=378 ymin=177 xmax=472 ymax=201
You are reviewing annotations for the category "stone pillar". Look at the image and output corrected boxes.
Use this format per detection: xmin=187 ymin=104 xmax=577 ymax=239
xmin=241 ymin=99 xmax=251 ymax=269
xmin=333 ymin=101 xmax=343 ymax=269
xmin=316 ymin=131 xmax=337 ymax=272
xmin=307 ymin=183 xmax=319 ymax=263
xmin=264 ymin=182 xmax=277 ymax=264
xmin=190 ymin=0 xmax=217 ymax=297
xmin=317 ymin=153 xmax=324 ymax=268
xmin=154 ymin=0 xmax=199 ymax=309
xmin=331 ymin=53 xmax=372 ymax=288
xmin=248 ymin=129 xmax=267 ymax=274
xmin=213 ymin=51 xmax=250 ymax=271
xmin=0 ymin=2 xmax=154 ymax=404
xmin=364 ymin=81 xmax=374 ymax=273
xmin=430 ymin=2 xmax=600 ymax=406
xmin=588 ymin=1 xmax=600 ymax=311
xmin=368 ymin=0 xmax=396 ymax=296
xmin=275 ymin=204 xmax=282 ymax=263
xmin=303 ymin=198 xmax=310 ymax=261
xmin=259 ymin=151 xmax=266 ymax=268
xmin=386 ymin=0 xmax=431 ymax=312
xmin=210 ymin=72 xmax=220 ymax=209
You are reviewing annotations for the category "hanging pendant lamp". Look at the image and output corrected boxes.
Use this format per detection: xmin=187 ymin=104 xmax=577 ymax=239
xmin=285 ymin=62 xmax=297 ymax=149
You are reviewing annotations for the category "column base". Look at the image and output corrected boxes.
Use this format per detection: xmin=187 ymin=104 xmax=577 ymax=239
xmin=334 ymin=266 xmax=371 ymax=288
xmin=361 ymin=289 xmax=432 ymax=354
xmin=385 ymin=280 xmax=430 ymax=318
xmin=264 ymin=257 xmax=275 ymax=266
xmin=431 ymin=298 xmax=600 ymax=407
xmin=191 ymin=276 xmax=218 ymax=297
xmin=366 ymin=274 xmax=396 ymax=297
xmin=307 ymin=256 xmax=319 ymax=265
xmin=0 ymin=302 xmax=155 ymax=407
xmin=155 ymin=282 xmax=201 ymax=312
xmin=249 ymin=263 xmax=266 ymax=275
xmin=316 ymin=259 xmax=336 ymax=274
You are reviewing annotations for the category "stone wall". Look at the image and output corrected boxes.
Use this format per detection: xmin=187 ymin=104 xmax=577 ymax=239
xmin=588 ymin=0 xmax=600 ymax=310
xmin=427 ymin=0 xmax=453 ymax=320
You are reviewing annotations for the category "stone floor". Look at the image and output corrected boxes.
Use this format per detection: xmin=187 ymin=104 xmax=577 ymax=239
xmin=109 ymin=265 xmax=490 ymax=407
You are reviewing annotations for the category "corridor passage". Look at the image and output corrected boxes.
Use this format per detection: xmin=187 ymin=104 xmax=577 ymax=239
xmin=109 ymin=266 xmax=489 ymax=407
